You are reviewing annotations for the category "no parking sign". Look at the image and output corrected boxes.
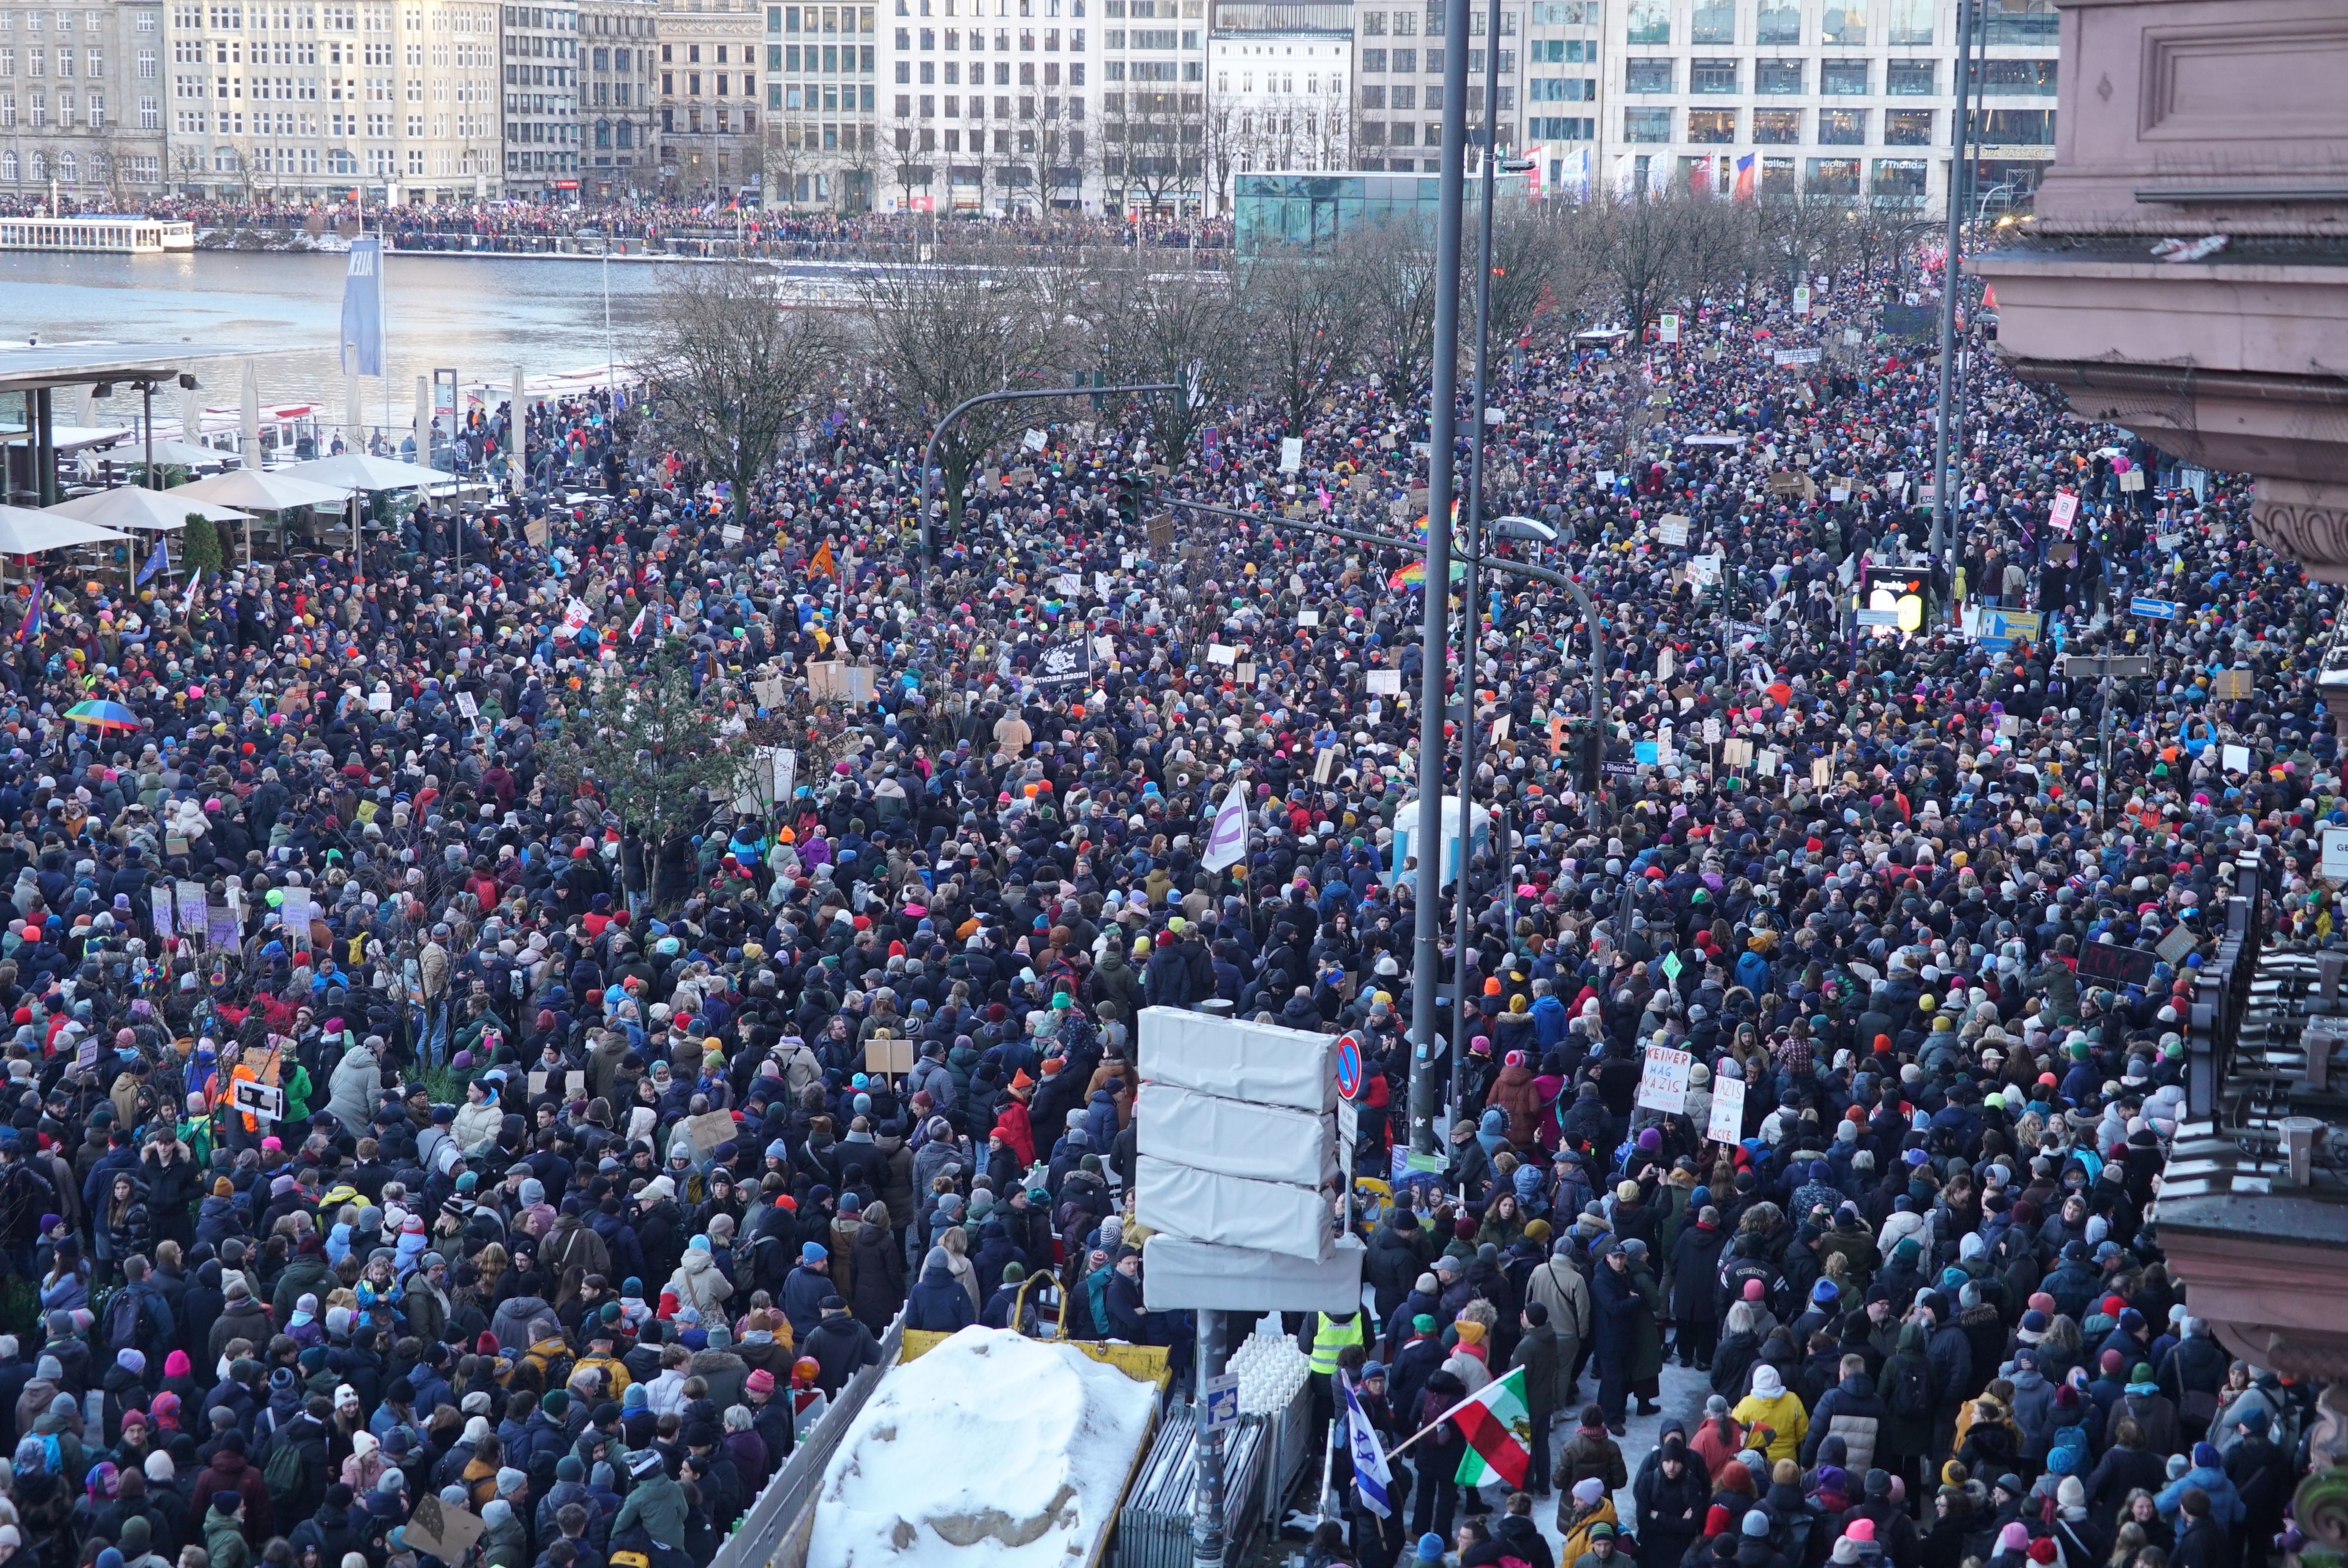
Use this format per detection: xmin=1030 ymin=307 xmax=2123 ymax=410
xmin=1334 ymin=1032 xmax=1365 ymax=1100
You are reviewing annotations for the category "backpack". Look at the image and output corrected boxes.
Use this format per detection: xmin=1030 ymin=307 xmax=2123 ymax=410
xmin=264 ymin=1435 xmax=309 ymax=1499
xmin=1890 ymin=1356 xmax=1932 ymax=1421
xmin=104 ymin=1286 xmax=156 ymax=1356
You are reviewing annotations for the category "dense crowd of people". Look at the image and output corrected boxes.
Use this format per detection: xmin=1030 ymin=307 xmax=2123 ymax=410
xmin=0 ymin=231 xmax=2330 ymax=1568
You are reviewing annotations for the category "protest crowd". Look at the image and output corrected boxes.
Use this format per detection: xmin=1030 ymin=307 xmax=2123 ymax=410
xmin=0 ymin=238 xmax=2332 ymax=1568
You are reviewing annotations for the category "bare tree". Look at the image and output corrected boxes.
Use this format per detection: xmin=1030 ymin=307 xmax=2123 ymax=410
xmin=643 ymin=259 xmax=841 ymax=525
xmin=1034 ymin=111 xmax=1091 ymax=216
xmin=834 ymin=121 xmax=883 ymax=213
xmin=1202 ymin=97 xmax=1244 ymax=215
xmin=1341 ymin=216 xmax=1440 ymax=404
xmin=1484 ymin=200 xmax=1591 ymax=353
xmin=1571 ymin=183 xmax=1699 ymax=339
xmin=1236 ymin=251 xmax=1362 ymax=432
xmin=887 ymin=116 xmax=933 ymax=214
xmin=766 ymin=121 xmax=813 ymax=208
xmin=856 ymin=242 xmax=1070 ymax=526
xmin=1755 ymin=191 xmax=1856 ymax=296
xmin=1116 ymin=83 xmax=1197 ymax=215
xmin=1082 ymin=245 xmax=1247 ymax=467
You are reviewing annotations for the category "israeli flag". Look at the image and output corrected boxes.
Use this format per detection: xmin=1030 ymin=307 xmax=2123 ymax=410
xmin=1341 ymin=1374 xmax=1392 ymax=1519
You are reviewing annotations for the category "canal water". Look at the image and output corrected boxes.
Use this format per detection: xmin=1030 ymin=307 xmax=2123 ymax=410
xmin=1 ymin=247 xmax=669 ymax=427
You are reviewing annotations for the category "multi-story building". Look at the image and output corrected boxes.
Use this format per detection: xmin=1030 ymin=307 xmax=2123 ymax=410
xmin=160 ymin=0 xmax=501 ymax=200
xmin=655 ymin=0 xmax=758 ymax=194
xmin=765 ymin=0 xmax=876 ymax=209
xmin=1349 ymin=0 xmax=1511 ymax=174
xmin=882 ymin=0 xmax=1093 ymax=215
xmin=501 ymin=0 xmax=577 ymax=192
xmin=1204 ymin=0 xmax=1348 ymax=210
xmin=579 ymin=0 xmax=653 ymax=192
xmin=0 ymin=0 xmax=171 ymax=202
xmin=1099 ymin=0 xmax=1202 ymax=211
xmin=1519 ymin=0 xmax=1594 ymax=188
xmin=1598 ymin=0 xmax=2056 ymax=212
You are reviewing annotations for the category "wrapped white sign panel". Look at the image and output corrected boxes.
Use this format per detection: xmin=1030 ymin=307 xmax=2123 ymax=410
xmin=1136 ymin=1083 xmax=1336 ymax=1188
xmin=1141 ymin=1233 xmax=1365 ymax=1313
xmin=1133 ymin=1155 xmax=1334 ymax=1262
xmin=1137 ymin=1008 xmax=1336 ymax=1113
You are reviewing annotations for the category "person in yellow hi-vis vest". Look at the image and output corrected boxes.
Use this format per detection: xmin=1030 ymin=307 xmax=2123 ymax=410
xmin=1305 ymin=1309 xmax=1367 ymax=1435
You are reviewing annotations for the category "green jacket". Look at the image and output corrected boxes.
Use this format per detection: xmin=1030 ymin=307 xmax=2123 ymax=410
xmin=614 ymin=1472 xmax=687 ymax=1549
xmin=205 ymin=1508 xmax=252 ymax=1568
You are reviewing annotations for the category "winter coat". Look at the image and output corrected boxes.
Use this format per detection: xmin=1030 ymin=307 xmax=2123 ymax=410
xmin=1526 ymin=1255 xmax=1594 ymax=1360
xmin=326 ymin=1044 xmax=382 ymax=1130
xmin=1801 ymin=1373 xmax=1886 ymax=1472
xmin=905 ymin=1260 xmax=977 ymax=1333
xmin=665 ymin=1249 xmax=736 ymax=1317
xmin=1510 ymin=1322 xmax=1567 ymax=1421
xmin=848 ymin=1220 xmax=904 ymax=1333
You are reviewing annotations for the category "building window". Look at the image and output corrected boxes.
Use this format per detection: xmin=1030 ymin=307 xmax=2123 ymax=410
xmin=1754 ymin=1 xmax=1796 ymax=42
xmin=1689 ymin=0 xmax=1730 ymax=42
xmin=1818 ymin=106 xmax=1864 ymax=142
xmin=1623 ymin=58 xmax=1669 ymax=92
xmin=1872 ymin=156 xmax=1924 ymax=194
xmin=1819 ymin=58 xmax=1867 ymax=93
xmin=1688 ymin=58 xmax=1733 ymax=92
xmin=1751 ymin=108 xmax=1796 ymax=141
xmin=1686 ymin=106 xmax=1732 ymax=140
xmin=1623 ymin=0 xmax=1664 ymax=43
xmin=1885 ymin=58 xmax=1932 ymax=94
xmin=1981 ymin=107 xmax=2053 ymax=143
xmin=1978 ymin=57 xmax=2054 ymax=94
xmin=1982 ymin=0 xmax=2054 ymax=44
xmin=1883 ymin=106 xmax=1929 ymax=143
xmin=1755 ymin=56 xmax=1800 ymax=93
xmin=1622 ymin=104 xmax=1668 ymax=140
xmin=1819 ymin=0 xmax=1864 ymax=45
xmin=1805 ymin=156 xmax=1858 ymax=192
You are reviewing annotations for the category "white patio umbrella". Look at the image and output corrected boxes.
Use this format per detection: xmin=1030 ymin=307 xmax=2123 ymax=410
xmin=282 ymin=452 xmax=443 ymax=492
xmin=0 ymin=506 xmax=130 ymax=555
xmin=112 ymin=437 xmax=239 ymax=469
xmin=282 ymin=452 xmax=440 ymax=585
xmin=49 ymin=488 xmax=250 ymax=533
xmin=167 ymin=469 xmax=349 ymax=570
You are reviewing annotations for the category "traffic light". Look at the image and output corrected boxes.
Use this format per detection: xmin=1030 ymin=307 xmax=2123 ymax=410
xmin=1575 ymin=721 xmax=1603 ymax=794
xmin=1116 ymin=471 xmax=1145 ymax=531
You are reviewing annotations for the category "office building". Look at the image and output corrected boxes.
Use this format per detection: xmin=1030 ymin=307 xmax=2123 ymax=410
xmin=1598 ymin=0 xmax=2056 ymax=211
xmin=0 ymin=0 xmax=171 ymax=201
xmin=161 ymin=0 xmax=503 ymax=200
xmin=1205 ymin=0 xmax=1348 ymax=210
xmin=1519 ymin=0 xmax=1594 ymax=186
xmin=767 ymin=0 xmax=877 ymax=209
xmin=655 ymin=0 xmax=757 ymax=194
xmin=1350 ymin=0 xmax=1512 ymax=173
xmin=501 ymin=0 xmax=577 ymax=191
xmin=579 ymin=0 xmax=654 ymax=192
xmin=882 ymin=0 xmax=1097 ymax=215
xmin=1099 ymin=0 xmax=1202 ymax=211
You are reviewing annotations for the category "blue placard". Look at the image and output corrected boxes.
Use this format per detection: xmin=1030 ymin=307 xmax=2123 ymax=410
xmin=1975 ymin=607 xmax=2044 ymax=653
xmin=2131 ymin=595 xmax=2181 ymax=620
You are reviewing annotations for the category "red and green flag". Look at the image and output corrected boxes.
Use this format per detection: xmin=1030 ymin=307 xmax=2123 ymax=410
xmin=1450 ymin=1366 xmax=1534 ymax=1489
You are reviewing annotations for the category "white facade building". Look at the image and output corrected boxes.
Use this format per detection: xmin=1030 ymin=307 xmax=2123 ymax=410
xmin=1597 ymin=0 xmax=2055 ymax=212
xmin=0 ymin=0 xmax=171 ymax=202
xmin=500 ymin=0 xmax=577 ymax=192
xmin=1205 ymin=0 xmax=1347 ymax=210
xmin=579 ymin=0 xmax=655 ymax=193
xmin=880 ymin=0 xmax=1104 ymax=215
xmin=163 ymin=0 xmax=502 ymax=200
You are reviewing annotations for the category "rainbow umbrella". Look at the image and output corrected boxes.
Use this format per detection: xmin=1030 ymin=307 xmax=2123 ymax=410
xmin=64 ymin=699 xmax=140 ymax=734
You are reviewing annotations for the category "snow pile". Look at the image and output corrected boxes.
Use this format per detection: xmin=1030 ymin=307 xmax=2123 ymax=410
xmin=805 ymin=1326 xmax=1158 ymax=1568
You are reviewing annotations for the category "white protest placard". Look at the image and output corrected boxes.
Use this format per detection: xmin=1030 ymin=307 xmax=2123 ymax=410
xmin=1708 ymin=1074 xmax=1746 ymax=1144
xmin=1636 ymin=1044 xmax=1692 ymax=1114
xmin=1657 ymin=516 xmax=1690 ymax=548
xmin=1280 ymin=437 xmax=1304 ymax=472
xmin=773 ymin=748 xmax=798 ymax=804
xmin=721 ymin=523 xmax=745 ymax=546
xmin=1659 ymin=313 xmax=1681 ymax=343
xmin=1792 ymin=284 xmax=1811 ymax=316
xmin=1297 ymin=609 xmax=1321 ymax=627
xmin=153 ymin=886 xmax=174 ymax=940
xmin=454 ymin=690 xmax=481 ymax=722
xmin=2049 ymin=492 xmax=2080 ymax=532
xmin=2323 ymin=826 xmax=2348 ymax=882
xmin=1023 ymin=428 xmax=1049 ymax=452
xmin=1207 ymin=644 xmax=1238 ymax=667
xmin=1366 ymin=668 xmax=1403 ymax=695
xmin=2222 ymin=743 xmax=2252 ymax=774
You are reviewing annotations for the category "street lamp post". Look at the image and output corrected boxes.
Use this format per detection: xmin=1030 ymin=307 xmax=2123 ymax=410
xmin=1409 ymin=0 xmax=1473 ymax=1161
xmin=918 ymin=381 xmax=1179 ymax=556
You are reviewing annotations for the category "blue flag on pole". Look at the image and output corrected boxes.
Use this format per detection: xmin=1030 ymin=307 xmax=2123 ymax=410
xmin=135 ymin=536 xmax=170 ymax=587
xmin=1340 ymin=1374 xmax=1392 ymax=1519
xmin=340 ymin=236 xmax=385 ymax=377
